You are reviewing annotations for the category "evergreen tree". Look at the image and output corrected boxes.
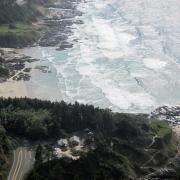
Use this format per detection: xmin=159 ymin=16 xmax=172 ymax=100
xmin=35 ymin=144 xmax=43 ymax=165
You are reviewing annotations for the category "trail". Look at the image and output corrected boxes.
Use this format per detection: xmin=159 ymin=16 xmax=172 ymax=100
xmin=8 ymin=67 xmax=26 ymax=81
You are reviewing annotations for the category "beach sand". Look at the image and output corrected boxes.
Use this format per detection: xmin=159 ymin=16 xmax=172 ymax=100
xmin=172 ymin=125 xmax=180 ymax=153
xmin=173 ymin=125 xmax=180 ymax=138
xmin=0 ymin=80 xmax=27 ymax=98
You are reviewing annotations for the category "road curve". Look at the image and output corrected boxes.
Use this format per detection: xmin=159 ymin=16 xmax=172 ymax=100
xmin=8 ymin=147 xmax=34 ymax=180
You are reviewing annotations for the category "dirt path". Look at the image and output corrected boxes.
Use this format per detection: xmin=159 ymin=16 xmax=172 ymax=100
xmin=147 ymin=135 xmax=157 ymax=149
xmin=172 ymin=125 xmax=180 ymax=153
xmin=9 ymin=67 xmax=26 ymax=81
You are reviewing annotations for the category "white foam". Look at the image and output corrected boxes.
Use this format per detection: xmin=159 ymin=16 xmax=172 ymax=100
xmin=90 ymin=17 xmax=135 ymax=60
xmin=47 ymin=57 xmax=55 ymax=62
xmin=26 ymin=0 xmax=180 ymax=113
xmin=143 ymin=58 xmax=167 ymax=70
xmin=88 ymin=75 xmax=155 ymax=110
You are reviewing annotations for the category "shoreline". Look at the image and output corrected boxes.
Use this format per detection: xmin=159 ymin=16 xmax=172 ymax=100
xmin=0 ymin=0 xmax=83 ymax=100
xmin=0 ymin=47 xmax=38 ymax=98
xmin=0 ymin=79 xmax=27 ymax=98
xmin=1 ymin=1 xmax=179 ymax=114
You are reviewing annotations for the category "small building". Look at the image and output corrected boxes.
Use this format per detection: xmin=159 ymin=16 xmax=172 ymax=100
xmin=84 ymin=128 xmax=90 ymax=133
xmin=69 ymin=136 xmax=80 ymax=146
xmin=87 ymin=131 xmax=94 ymax=136
xmin=57 ymin=139 xmax=68 ymax=147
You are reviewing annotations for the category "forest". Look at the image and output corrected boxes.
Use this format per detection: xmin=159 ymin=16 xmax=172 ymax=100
xmin=0 ymin=97 xmax=178 ymax=179
xmin=0 ymin=126 xmax=11 ymax=180
xmin=0 ymin=97 xmax=122 ymax=138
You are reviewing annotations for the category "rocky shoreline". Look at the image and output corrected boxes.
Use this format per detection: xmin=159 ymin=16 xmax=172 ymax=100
xmin=1 ymin=0 xmax=180 ymax=119
xmin=0 ymin=0 xmax=83 ymax=83
xmin=35 ymin=0 xmax=180 ymax=121
xmin=39 ymin=0 xmax=83 ymax=50
xmin=151 ymin=106 xmax=180 ymax=125
xmin=0 ymin=49 xmax=38 ymax=82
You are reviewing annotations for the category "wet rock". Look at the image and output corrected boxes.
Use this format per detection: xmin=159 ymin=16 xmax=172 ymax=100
xmin=0 ymin=49 xmax=38 ymax=82
xmin=13 ymin=72 xmax=31 ymax=81
xmin=23 ymin=68 xmax=31 ymax=73
xmin=39 ymin=0 xmax=83 ymax=50
xmin=151 ymin=106 xmax=180 ymax=125
xmin=34 ymin=65 xmax=51 ymax=73
xmin=56 ymin=41 xmax=73 ymax=51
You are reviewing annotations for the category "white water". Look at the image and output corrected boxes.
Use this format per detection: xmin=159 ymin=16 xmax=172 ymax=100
xmin=24 ymin=0 xmax=180 ymax=113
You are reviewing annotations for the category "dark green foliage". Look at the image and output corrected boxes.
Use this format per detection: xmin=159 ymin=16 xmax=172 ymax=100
xmin=0 ymin=1 xmax=24 ymax=24
xmin=0 ymin=31 xmax=39 ymax=48
xmin=8 ymin=23 xmax=17 ymax=29
xmin=0 ymin=98 xmax=93 ymax=138
xmin=0 ymin=0 xmax=43 ymax=48
xmin=0 ymin=97 xmax=176 ymax=179
xmin=0 ymin=126 xmax=11 ymax=180
xmin=26 ymin=147 xmax=135 ymax=180
xmin=35 ymin=144 xmax=43 ymax=165
xmin=0 ymin=0 xmax=39 ymax=25
xmin=0 ymin=97 xmax=150 ymax=140
xmin=115 ymin=119 xmax=141 ymax=139
xmin=0 ymin=66 xmax=9 ymax=77
xmin=0 ymin=107 xmax=51 ymax=139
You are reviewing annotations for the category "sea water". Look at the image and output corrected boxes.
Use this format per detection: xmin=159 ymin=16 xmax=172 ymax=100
xmin=23 ymin=0 xmax=180 ymax=113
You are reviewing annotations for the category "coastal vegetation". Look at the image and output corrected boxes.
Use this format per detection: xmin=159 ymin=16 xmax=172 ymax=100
xmin=0 ymin=29 xmax=39 ymax=48
xmin=0 ymin=126 xmax=11 ymax=180
xmin=0 ymin=66 xmax=9 ymax=79
xmin=0 ymin=97 xmax=177 ymax=179
xmin=0 ymin=0 xmax=43 ymax=48
xmin=0 ymin=0 xmax=29 ymax=24
xmin=150 ymin=119 xmax=172 ymax=137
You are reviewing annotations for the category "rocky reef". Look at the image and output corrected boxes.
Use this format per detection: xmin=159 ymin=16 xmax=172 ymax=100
xmin=151 ymin=106 xmax=180 ymax=125
xmin=0 ymin=49 xmax=38 ymax=82
xmin=39 ymin=0 xmax=83 ymax=50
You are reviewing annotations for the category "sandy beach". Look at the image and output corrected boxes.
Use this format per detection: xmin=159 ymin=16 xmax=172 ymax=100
xmin=0 ymin=80 xmax=27 ymax=98
xmin=173 ymin=125 xmax=180 ymax=138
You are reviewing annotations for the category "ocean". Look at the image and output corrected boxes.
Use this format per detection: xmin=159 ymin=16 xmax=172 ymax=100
xmin=23 ymin=0 xmax=180 ymax=113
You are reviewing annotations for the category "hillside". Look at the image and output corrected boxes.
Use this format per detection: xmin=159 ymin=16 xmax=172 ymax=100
xmin=25 ymin=118 xmax=177 ymax=179
xmin=0 ymin=0 xmax=48 ymax=24
xmin=0 ymin=97 xmax=178 ymax=179
xmin=0 ymin=0 xmax=31 ymax=24
xmin=0 ymin=0 xmax=46 ymax=48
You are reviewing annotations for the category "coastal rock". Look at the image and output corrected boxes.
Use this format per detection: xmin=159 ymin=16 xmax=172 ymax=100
xmin=12 ymin=72 xmax=31 ymax=81
xmin=56 ymin=41 xmax=73 ymax=51
xmin=34 ymin=65 xmax=51 ymax=73
xmin=151 ymin=106 xmax=180 ymax=124
xmin=39 ymin=0 xmax=83 ymax=50
xmin=0 ymin=49 xmax=38 ymax=82
xmin=147 ymin=155 xmax=180 ymax=179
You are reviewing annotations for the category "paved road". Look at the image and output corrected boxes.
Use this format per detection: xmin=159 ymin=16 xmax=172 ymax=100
xmin=8 ymin=147 xmax=34 ymax=180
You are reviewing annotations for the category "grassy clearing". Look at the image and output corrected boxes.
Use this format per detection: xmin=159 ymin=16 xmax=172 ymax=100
xmin=150 ymin=119 xmax=172 ymax=137
xmin=0 ymin=22 xmax=40 ymax=48
xmin=0 ymin=22 xmax=34 ymax=35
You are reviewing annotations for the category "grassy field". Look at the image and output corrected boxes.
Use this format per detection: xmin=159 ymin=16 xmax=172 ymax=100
xmin=0 ymin=21 xmax=40 ymax=48
xmin=150 ymin=119 xmax=172 ymax=137
xmin=0 ymin=22 xmax=33 ymax=35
